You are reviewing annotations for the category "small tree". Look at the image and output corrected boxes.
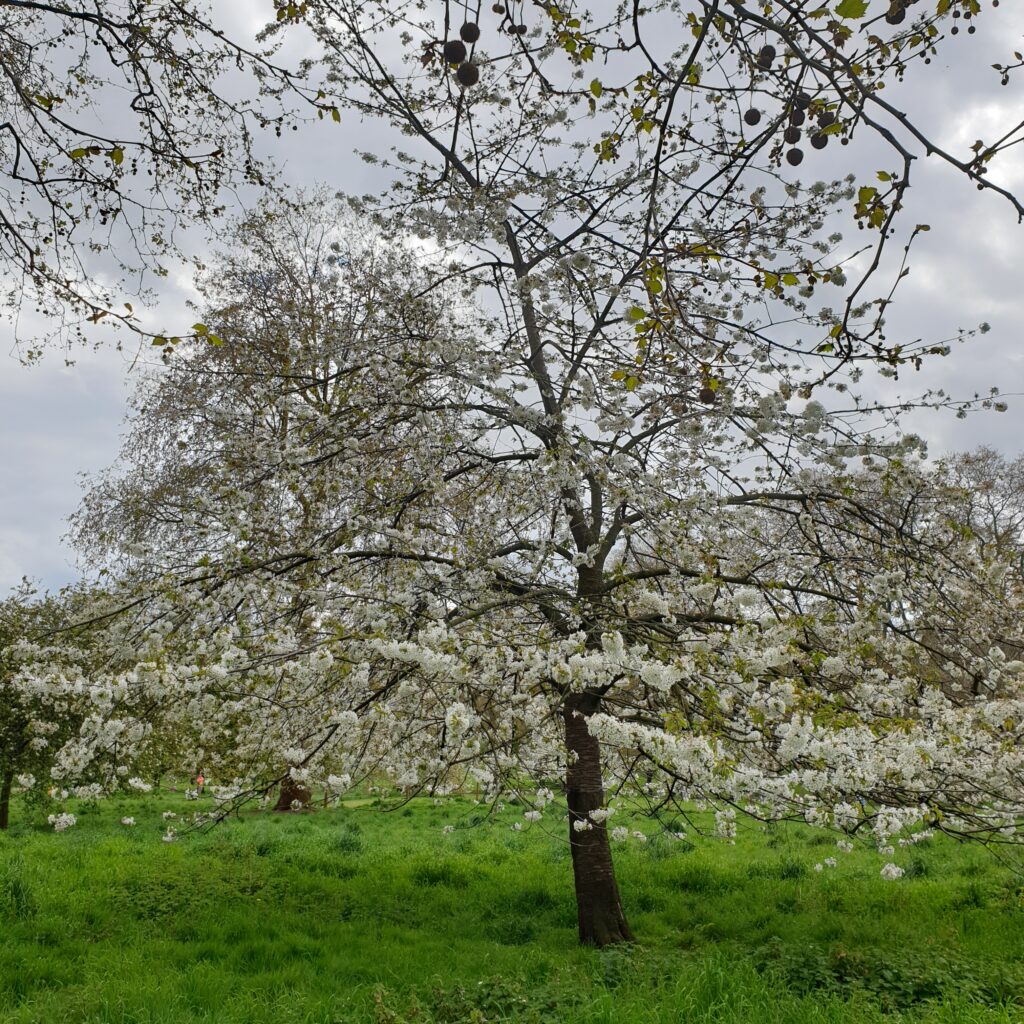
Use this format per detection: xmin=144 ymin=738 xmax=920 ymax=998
xmin=0 ymin=582 xmax=119 ymax=827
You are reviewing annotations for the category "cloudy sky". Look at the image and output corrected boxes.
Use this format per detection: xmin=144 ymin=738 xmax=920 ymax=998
xmin=2 ymin=2 xmax=1023 ymax=595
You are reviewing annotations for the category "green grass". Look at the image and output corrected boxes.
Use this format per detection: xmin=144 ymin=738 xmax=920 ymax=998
xmin=1 ymin=792 xmax=1023 ymax=1023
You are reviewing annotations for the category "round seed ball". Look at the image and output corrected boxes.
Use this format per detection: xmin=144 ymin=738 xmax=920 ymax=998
xmin=443 ymin=39 xmax=467 ymax=63
xmin=786 ymin=147 xmax=804 ymax=166
xmin=456 ymin=61 xmax=480 ymax=87
xmin=460 ymin=21 xmax=481 ymax=42
xmin=744 ymin=108 xmax=762 ymax=126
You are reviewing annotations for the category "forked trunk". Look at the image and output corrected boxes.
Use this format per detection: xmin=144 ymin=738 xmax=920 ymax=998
xmin=563 ymin=693 xmax=633 ymax=946
xmin=0 ymin=771 xmax=13 ymax=831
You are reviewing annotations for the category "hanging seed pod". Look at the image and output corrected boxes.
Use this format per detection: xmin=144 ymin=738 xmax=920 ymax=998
xmin=784 ymin=126 xmax=802 ymax=144
xmin=756 ymin=44 xmax=776 ymax=70
xmin=492 ymin=2 xmax=505 ymax=11
xmin=460 ymin=21 xmax=481 ymax=43
xmin=786 ymin=147 xmax=805 ymax=166
xmin=810 ymin=132 xmax=828 ymax=149
xmin=788 ymin=108 xmax=805 ymax=127
xmin=515 ymin=23 xmax=528 ymax=34
xmin=818 ymin=110 xmax=837 ymax=128
xmin=456 ymin=61 xmax=480 ymax=86
xmin=744 ymin=108 xmax=762 ymax=126
xmin=885 ymin=0 xmax=908 ymax=23
xmin=698 ymin=386 xmax=717 ymax=405
xmin=443 ymin=39 xmax=468 ymax=63
xmin=795 ymin=90 xmax=812 ymax=110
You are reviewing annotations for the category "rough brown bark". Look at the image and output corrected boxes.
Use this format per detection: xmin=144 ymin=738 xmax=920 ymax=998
xmin=563 ymin=693 xmax=633 ymax=946
xmin=0 ymin=771 xmax=13 ymax=831
xmin=273 ymin=776 xmax=311 ymax=811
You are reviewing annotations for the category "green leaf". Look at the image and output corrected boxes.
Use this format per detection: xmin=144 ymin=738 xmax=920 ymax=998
xmin=69 ymin=147 xmax=88 ymax=160
xmin=611 ymin=369 xmax=627 ymax=380
xmin=857 ymin=186 xmax=878 ymax=209
xmin=835 ymin=0 xmax=869 ymax=18
xmin=876 ymin=170 xmax=891 ymax=181
xmin=151 ymin=335 xmax=168 ymax=346
xmin=822 ymin=122 xmax=843 ymax=136
xmin=331 ymin=107 xmax=341 ymax=123
xmin=625 ymin=306 xmax=647 ymax=322
xmin=590 ymin=78 xmax=603 ymax=98
xmin=763 ymin=271 xmax=779 ymax=290
xmin=192 ymin=322 xmax=209 ymax=335
xmin=110 ymin=146 xmax=124 ymax=166
xmin=781 ymin=272 xmax=799 ymax=286
xmin=625 ymin=375 xmax=639 ymax=391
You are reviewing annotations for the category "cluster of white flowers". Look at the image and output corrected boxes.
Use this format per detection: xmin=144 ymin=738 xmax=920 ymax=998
xmin=47 ymin=812 xmax=76 ymax=832
xmin=880 ymin=863 xmax=905 ymax=881
xmin=120 ymin=817 xmax=136 ymax=826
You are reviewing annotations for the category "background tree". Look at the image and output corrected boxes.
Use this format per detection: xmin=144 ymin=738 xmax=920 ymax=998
xmin=939 ymin=448 xmax=1024 ymax=562
xmin=73 ymin=193 xmax=486 ymax=812
xmin=0 ymin=581 xmax=134 ymax=828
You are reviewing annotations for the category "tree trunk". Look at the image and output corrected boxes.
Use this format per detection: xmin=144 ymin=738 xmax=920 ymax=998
xmin=563 ymin=693 xmax=633 ymax=946
xmin=0 ymin=771 xmax=13 ymax=831
xmin=273 ymin=776 xmax=311 ymax=811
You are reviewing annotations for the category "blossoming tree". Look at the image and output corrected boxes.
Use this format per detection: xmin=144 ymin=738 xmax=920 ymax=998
xmin=107 ymin=0 xmax=1021 ymax=946
xmin=74 ymin=195 xmax=1024 ymax=953
xmin=0 ymin=583 xmax=140 ymax=828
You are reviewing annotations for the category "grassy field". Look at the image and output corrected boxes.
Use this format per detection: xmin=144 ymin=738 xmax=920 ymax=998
xmin=1 ymin=792 xmax=1023 ymax=1023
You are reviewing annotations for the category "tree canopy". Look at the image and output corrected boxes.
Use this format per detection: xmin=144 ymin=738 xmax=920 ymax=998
xmin=8 ymin=0 xmax=1024 ymax=947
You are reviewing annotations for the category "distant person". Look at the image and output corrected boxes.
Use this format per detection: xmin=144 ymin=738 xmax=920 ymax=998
xmin=196 ymin=772 xmax=205 ymax=795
